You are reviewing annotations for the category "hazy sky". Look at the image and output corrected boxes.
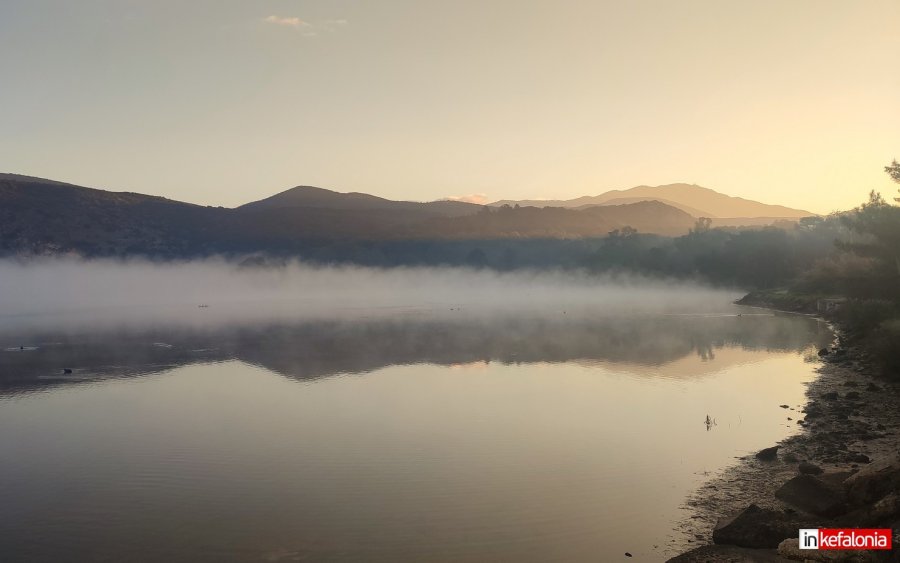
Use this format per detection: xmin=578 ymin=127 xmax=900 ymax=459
xmin=1 ymin=1 xmax=897 ymax=213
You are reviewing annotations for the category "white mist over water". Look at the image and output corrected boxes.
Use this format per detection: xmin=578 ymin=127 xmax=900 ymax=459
xmin=0 ymin=259 xmax=824 ymax=563
xmin=0 ymin=258 xmax=741 ymax=329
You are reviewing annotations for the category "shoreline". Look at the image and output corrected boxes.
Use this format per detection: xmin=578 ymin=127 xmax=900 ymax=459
xmin=668 ymin=297 xmax=900 ymax=562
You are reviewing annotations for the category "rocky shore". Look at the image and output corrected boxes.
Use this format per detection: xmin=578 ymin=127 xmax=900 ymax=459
xmin=668 ymin=305 xmax=900 ymax=562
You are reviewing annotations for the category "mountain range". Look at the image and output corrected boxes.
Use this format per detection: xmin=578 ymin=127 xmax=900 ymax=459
xmin=0 ymin=174 xmax=812 ymax=258
xmin=492 ymin=183 xmax=811 ymax=219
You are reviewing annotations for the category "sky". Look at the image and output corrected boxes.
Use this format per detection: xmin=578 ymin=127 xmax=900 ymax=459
xmin=1 ymin=0 xmax=898 ymax=214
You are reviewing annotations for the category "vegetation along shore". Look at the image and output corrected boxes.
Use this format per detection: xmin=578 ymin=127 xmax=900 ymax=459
xmin=670 ymin=163 xmax=900 ymax=562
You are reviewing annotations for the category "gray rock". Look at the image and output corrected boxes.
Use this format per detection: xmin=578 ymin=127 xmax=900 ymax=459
xmin=755 ymin=446 xmax=779 ymax=461
xmin=712 ymin=504 xmax=803 ymax=549
xmin=799 ymin=462 xmax=823 ymax=475
xmin=836 ymin=492 xmax=900 ymax=528
xmin=845 ymin=452 xmax=870 ymax=464
xmin=844 ymin=456 xmax=900 ymax=505
xmin=775 ymin=474 xmax=848 ymax=517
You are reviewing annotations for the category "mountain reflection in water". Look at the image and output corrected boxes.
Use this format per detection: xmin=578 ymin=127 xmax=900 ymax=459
xmin=0 ymin=308 xmax=830 ymax=394
xmin=0 ymin=304 xmax=832 ymax=562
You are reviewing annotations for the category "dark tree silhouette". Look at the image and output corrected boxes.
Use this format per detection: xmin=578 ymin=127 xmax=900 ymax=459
xmin=885 ymin=159 xmax=900 ymax=202
xmin=692 ymin=217 xmax=712 ymax=234
xmin=885 ymin=159 xmax=900 ymax=184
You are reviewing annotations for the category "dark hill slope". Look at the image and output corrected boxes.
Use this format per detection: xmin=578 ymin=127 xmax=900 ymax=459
xmin=0 ymin=174 xmax=221 ymax=256
xmin=0 ymin=175 xmax=697 ymax=257
xmin=239 ymin=185 xmax=480 ymax=217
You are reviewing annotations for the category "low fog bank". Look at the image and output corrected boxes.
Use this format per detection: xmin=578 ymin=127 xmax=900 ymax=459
xmin=0 ymin=258 xmax=742 ymax=330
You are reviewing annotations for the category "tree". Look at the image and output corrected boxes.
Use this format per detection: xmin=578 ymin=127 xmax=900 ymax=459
xmin=691 ymin=217 xmax=712 ymax=234
xmin=886 ymin=159 xmax=900 ymax=184
xmin=620 ymin=225 xmax=638 ymax=238
xmin=885 ymin=159 xmax=900 ymax=202
xmin=840 ymin=190 xmax=900 ymax=282
xmin=608 ymin=226 xmax=637 ymax=239
xmin=798 ymin=216 xmax=824 ymax=230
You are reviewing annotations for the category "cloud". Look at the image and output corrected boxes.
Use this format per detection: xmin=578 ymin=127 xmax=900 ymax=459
xmin=262 ymin=16 xmax=347 ymax=36
xmin=443 ymin=193 xmax=490 ymax=205
xmin=263 ymin=15 xmax=311 ymax=28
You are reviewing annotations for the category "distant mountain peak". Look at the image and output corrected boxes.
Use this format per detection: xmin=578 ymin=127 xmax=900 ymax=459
xmin=492 ymin=183 xmax=812 ymax=219
xmin=237 ymin=185 xmax=392 ymax=212
xmin=236 ymin=183 xmax=483 ymax=219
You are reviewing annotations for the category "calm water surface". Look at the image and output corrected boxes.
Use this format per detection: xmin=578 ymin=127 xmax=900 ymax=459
xmin=0 ymin=305 xmax=831 ymax=562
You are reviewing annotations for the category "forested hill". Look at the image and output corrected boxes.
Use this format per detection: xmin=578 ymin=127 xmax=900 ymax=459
xmin=1 ymin=174 xmax=698 ymax=257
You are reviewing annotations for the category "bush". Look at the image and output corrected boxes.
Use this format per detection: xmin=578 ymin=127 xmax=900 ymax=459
xmin=869 ymin=319 xmax=900 ymax=378
xmin=836 ymin=300 xmax=898 ymax=339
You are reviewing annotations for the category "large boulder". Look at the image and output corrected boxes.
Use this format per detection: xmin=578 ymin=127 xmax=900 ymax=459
xmin=843 ymin=456 xmax=900 ymax=505
xmin=799 ymin=462 xmax=824 ymax=475
xmin=712 ymin=504 xmax=804 ymax=549
xmin=775 ymin=474 xmax=848 ymax=517
xmin=836 ymin=492 xmax=900 ymax=528
xmin=755 ymin=446 xmax=779 ymax=461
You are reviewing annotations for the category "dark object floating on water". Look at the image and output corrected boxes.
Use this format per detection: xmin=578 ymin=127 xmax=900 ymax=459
xmin=779 ymin=404 xmax=789 ymax=409
xmin=625 ymin=553 xmax=632 ymax=558
xmin=5 ymin=346 xmax=38 ymax=352
xmin=62 ymin=368 xmax=72 ymax=374
xmin=755 ymin=445 xmax=779 ymax=461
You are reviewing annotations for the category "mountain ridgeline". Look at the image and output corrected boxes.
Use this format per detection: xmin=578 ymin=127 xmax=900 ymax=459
xmin=492 ymin=183 xmax=812 ymax=220
xmin=0 ymin=174 xmax=813 ymax=266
